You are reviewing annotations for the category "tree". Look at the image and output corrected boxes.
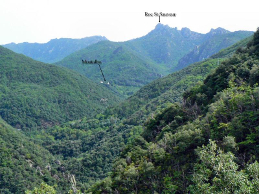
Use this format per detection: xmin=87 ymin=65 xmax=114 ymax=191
xmin=189 ymin=140 xmax=250 ymax=193
xmin=25 ymin=183 xmax=56 ymax=194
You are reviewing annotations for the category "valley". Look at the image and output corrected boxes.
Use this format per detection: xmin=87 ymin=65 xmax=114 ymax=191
xmin=0 ymin=23 xmax=258 ymax=194
xmin=4 ymin=24 xmax=253 ymax=98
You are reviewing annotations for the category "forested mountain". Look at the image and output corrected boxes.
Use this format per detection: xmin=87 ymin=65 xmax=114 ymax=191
xmin=88 ymin=28 xmax=259 ymax=193
xmin=104 ymin=35 xmax=251 ymax=124
xmin=0 ymin=25 xmax=257 ymax=194
xmin=56 ymin=41 xmax=165 ymax=97
xmin=125 ymin=24 xmax=205 ymax=67
xmin=175 ymin=28 xmax=253 ymax=71
xmin=56 ymin=24 xmax=252 ymax=97
xmin=0 ymin=46 xmax=121 ymax=130
xmin=3 ymin=36 xmax=107 ymax=63
xmin=24 ymin=32 xmax=252 ymax=193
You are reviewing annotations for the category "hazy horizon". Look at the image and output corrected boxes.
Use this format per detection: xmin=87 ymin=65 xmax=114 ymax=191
xmin=1 ymin=0 xmax=259 ymax=45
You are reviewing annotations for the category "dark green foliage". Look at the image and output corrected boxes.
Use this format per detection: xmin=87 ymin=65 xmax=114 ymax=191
xmin=37 ymin=35 xmax=251 ymax=192
xmin=88 ymin=28 xmax=259 ymax=193
xmin=0 ymin=46 xmax=121 ymax=130
xmin=3 ymin=36 xmax=107 ymax=63
xmin=0 ymin=117 xmax=71 ymax=193
xmin=142 ymin=103 xmax=190 ymax=142
xmin=1 ymin=27 xmax=257 ymax=193
xmin=253 ymin=27 xmax=259 ymax=54
xmin=105 ymin=43 xmax=240 ymax=125
xmin=183 ymin=42 xmax=259 ymax=110
xmin=33 ymin=116 xmax=143 ymax=191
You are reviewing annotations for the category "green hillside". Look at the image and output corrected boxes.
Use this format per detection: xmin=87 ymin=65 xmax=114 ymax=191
xmin=0 ymin=46 xmax=121 ymax=130
xmin=175 ymin=29 xmax=253 ymax=71
xmin=29 ymin=33 xmax=252 ymax=192
xmin=88 ymin=28 xmax=259 ymax=194
xmin=56 ymin=24 xmax=252 ymax=98
xmin=211 ymin=35 xmax=253 ymax=59
xmin=0 ymin=25 xmax=256 ymax=194
xmin=125 ymin=24 xmax=205 ymax=68
xmin=105 ymin=35 xmax=251 ymax=125
xmin=3 ymin=36 xmax=107 ymax=63
xmin=0 ymin=117 xmax=71 ymax=193
xmin=55 ymin=41 xmax=165 ymax=97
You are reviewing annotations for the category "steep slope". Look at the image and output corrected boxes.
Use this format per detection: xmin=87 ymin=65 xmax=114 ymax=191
xmin=125 ymin=24 xmax=204 ymax=68
xmin=211 ymin=35 xmax=253 ymax=59
xmin=105 ymin=35 xmax=251 ymax=124
xmin=88 ymin=27 xmax=259 ymax=194
xmin=175 ymin=28 xmax=253 ymax=71
xmin=0 ymin=46 xmax=121 ymax=130
xmin=32 ymin=34 xmax=252 ymax=192
xmin=0 ymin=117 xmax=71 ymax=193
xmin=3 ymin=36 xmax=107 ymax=63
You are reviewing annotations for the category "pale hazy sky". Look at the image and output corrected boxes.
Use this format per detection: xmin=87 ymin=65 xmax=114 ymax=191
xmin=1 ymin=0 xmax=259 ymax=45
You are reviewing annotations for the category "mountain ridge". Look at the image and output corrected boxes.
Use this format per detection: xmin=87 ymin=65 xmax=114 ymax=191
xmin=175 ymin=30 xmax=253 ymax=71
xmin=55 ymin=24 xmax=253 ymax=97
xmin=3 ymin=36 xmax=107 ymax=63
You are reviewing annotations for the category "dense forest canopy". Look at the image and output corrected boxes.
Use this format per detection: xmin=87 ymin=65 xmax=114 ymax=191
xmin=0 ymin=46 xmax=121 ymax=131
xmin=0 ymin=27 xmax=258 ymax=194
xmin=87 ymin=28 xmax=259 ymax=193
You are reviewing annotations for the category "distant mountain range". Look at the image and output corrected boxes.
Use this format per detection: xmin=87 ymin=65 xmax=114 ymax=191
xmin=2 ymin=24 xmax=253 ymax=98
xmin=55 ymin=24 xmax=253 ymax=97
xmin=3 ymin=36 xmax=107 ymax=63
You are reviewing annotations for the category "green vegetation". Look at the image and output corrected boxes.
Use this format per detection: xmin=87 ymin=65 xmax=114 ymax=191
xmin=3 ymin=36 xmax=107 ymax=63
xmin=211 ymin=35 xmax=253 ymax=59
xmin=56 ymin=24 xmax=252 ymax=97
xmin=25 ymin=183 xmax=56 ymax=194
xmin=105 ymin=35 xmax=251 ymax=125
xmin=124 ymin=24 xmax=205 ymax=67
xmin=34 ymin=119 xmax=136 ymax=190
xmin=22 ymin=30 xmax=252 ymax=193
xmin=0 ymin=26 xmax=257 ymax=194
xmin=175 ymin=28 xmax=253 ymax=71
xmin=0 ymin=46 xmax=121 ymax=130
xmin=87 ymin=28 xmax=259 ymax=193
xmin=0 ymin=117 xmax=71 ymax=193
xmin=56 ymin=41 xmax=165 ymax=97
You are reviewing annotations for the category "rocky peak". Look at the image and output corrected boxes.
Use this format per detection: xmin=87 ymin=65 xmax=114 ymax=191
xmin=181 ymin=27 xmax=192 ymax=37
xmin=209 ymin=27 xmax=230 ymax=35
